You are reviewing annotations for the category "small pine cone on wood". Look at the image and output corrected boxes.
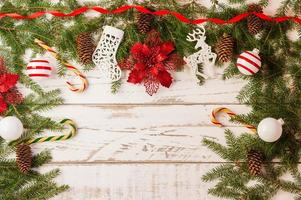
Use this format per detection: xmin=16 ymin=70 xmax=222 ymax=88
xmin=247 ymin=149 xmax=264 ymax=176
xmin=247 ymin=4 xmax=264 ymax=35
xmin=16 ymin=144 xmax=32 ymax=173
xmin=215 ymin=33 xmax=234 ymax=62
xmin=136 ymin=10 xmax=154 ymax=34
xmin=76 ymin=32 xmax=96 ymax=64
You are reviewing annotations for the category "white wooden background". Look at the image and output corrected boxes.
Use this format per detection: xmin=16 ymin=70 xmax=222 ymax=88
xmin=22 ymin=0 xmax=299 ymax=199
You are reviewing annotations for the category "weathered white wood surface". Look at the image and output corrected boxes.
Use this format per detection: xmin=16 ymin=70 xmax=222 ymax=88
xmin=21 ymin=0 xmax=295 ymax=199
xmin=33 ymin=105 xmax=251 ymax=162
xmin=43 ymin=164 xmax=299 ymax=200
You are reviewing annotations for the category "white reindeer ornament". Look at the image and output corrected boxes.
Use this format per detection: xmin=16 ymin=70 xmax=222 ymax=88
xmin=184 ymin=25 xmax=217 ymax=82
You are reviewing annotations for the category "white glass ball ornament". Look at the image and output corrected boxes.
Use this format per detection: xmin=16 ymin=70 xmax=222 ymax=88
xmin=257 ymin=117 xmax=284 ymax=142
xmin=0 ymin=116 xmax=24 ymax=141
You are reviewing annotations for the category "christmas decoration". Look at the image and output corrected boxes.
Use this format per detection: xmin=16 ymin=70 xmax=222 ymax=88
xmin=16 ymin=144 xmax=32 ymax=173
xmin=1 ymin=1 xmax=301 ymax=199
xmin=136 ymin=9 xmax=154 ymax=34
xmin=247 ymin=149 xmax=264 ymax=176
xmin=25 ymin=119 xmax=77 ymax=144
xmin=0 ymin=116 xmax=24 ymax=141
xmin=257 ymin=118 xmax=284 ymax=142
xmin=215 ymin=33 xmax=234 ymax=62
xmin=119 ymin=30 xmax=184 ymax=95
xmin=0 ymin=5 xmax=300 ymax=25
xmin=92 ymin=26 xmax=124 ymax=83
xmin=184 ymin=26 xmax=217 ymax=81
xmin=0 ymin=58 xmax=23 ymax=115
xmin=236 ymin=48 xmax=261 ymax=75
xmin=26 ymin=58 xmax=53 ymax=79
xmin=76 ymin=32 xmax=96 ymax=64
xmin=210 ymin=107 xmax=257 ymax=133
xmin=34 ymin=39 xmax=88 ymax=92
xmin=247 ymin=4 xmax=264 ymax=35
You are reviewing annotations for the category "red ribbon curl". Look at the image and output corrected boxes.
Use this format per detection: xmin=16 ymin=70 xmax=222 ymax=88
xmin=0 ymin=5 xmax=300 ymax=25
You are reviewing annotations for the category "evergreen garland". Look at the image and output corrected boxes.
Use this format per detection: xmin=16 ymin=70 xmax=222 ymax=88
xmin=202 ymin=0 xmax=301 ymax=199
xmin=0 ymin=0 xmax=301 ymax=199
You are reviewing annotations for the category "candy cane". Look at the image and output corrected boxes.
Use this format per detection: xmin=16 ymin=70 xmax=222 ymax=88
xmin=34 ymin=39 xmax=88 ymax=93
xmin=26 ymin=119 xmax=77 ymax=144
xmin=211 ymin=107 xmax=257 ymax=133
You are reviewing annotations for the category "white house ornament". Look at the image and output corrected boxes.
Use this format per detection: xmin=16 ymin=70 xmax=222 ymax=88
xmin=26 ymin=58 xmax=53 ymax=79
xmin=237 ymin=48 xmax=261 ymax=75
xmin=92 ymin=26 xmax=124 ymax=83
xmin=0 ymin=116 xmax=24 ymax=141
xmin=257 ymin=117 xmax=284 ymax=142
xmin=184 ymin=25 xmax=217 ymax=81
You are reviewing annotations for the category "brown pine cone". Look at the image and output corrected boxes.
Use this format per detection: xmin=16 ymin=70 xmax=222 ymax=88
xmin=16 ymin=144 xmax=32 ymax=173
xmin=76 ymin=32 xmax=96 ymax=64
xmin=247 ymin=4 xmax=264 ymax=35
xmin=136 ymin=10 xmax=154 ymax=34
xmin=247 ymin=149 xmax=264 ymax=176
xmin=215 ymin=33 xmax=235 ymax=62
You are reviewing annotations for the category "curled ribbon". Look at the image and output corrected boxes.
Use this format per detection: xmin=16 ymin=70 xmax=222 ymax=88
xmin=211 ymin=107 xmax=257 ymax=133
xmin=34 ymin=39 xmax=88 ymax=93
xmin=0 ymin=5 xmax=300 ymax=25
xmin=26 ymin=119 xmax=77 ymax=144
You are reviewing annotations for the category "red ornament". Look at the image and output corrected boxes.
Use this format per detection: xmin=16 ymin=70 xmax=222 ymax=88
xmin=0 ymin=58 xmax=23 ymax=115
xmin=120 ymin=30 xmax=184 ymax=96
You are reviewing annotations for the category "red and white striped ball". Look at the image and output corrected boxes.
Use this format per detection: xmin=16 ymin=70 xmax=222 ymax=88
xmin=26 ymin=59 xmax=53 ymax=79
xmin=237 ymin=49 xmax=261 ymax=75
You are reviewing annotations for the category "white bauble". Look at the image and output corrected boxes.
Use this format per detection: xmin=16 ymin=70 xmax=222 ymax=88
xmin=257 ymin=118 xmax=284 ymax=142
xmin=0 ymin=116 xmax=24 ymax=141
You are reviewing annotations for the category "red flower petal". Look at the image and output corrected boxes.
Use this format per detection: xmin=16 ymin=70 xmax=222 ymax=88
xmin=160 ymin=41 xmax=175 ymax=55
xmin=0 ymin=96 xmax=7 ymax=115
xmin=144 ymin=77 xmax=160 ymax=96
xmin=156 ymin=53 xmax=168 ymax=62
xmin=164 ymin=53 xmax=186 ymax=71
xmin=134 ymin=63 xmax=146 ymax=71
xmin=0 ymin=74 xmax=19 ymax=93
xmin=157 ymin=70 xmax=173 ymax=88
xmin=131 ymin=43 xmax=151 ymax=60
xmin=4 ymin=88 xmax=23 ymax=105
xmin=127 ymin=69 xmax=146 ymax=84
xmin=150 ymin=66 xmax=159 ymax=76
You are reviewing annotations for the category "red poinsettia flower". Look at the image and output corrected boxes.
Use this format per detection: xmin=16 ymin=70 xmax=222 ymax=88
xmin=0 ymin=73 xmax=19 ymax=93
xmin=0 ymin=58 xmax=23 ymax=115
xmin=119 ymin=30 xmax=185 ymax=96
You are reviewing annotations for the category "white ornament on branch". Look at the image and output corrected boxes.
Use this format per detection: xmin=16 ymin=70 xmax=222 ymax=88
xmin=184 ymin=25 xmax=217 ymax=82
xmin=92 ymin=26 xmax=124 ymax=83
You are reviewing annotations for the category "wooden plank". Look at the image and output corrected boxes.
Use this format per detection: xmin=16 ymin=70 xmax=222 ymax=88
xmin=21 ymin=67 xmax=245 ymax=104
xmin=43 ymin=163 xmax=298 ymax=200
xmin=31 ymin=104 xmax=251 ymax=162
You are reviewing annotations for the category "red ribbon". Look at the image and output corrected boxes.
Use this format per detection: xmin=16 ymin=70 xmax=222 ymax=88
xmin=0 ymin=5 xmax=300 ymax=25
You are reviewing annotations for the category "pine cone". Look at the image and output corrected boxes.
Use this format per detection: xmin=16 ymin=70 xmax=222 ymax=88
xmin=76 ymin=32 xmax=96 ymax=64
xmin=136 ymin=11 xmax=154 ymax=34
xmin=247 ymin=149 xmax=263 ymax=176
xmin=247 ymin=4 xmax=264 ymax=35
xmin=215 ymin=33 xmax=234 ymax=62
xmin=16 ymin=144 xmax=32 ymax=173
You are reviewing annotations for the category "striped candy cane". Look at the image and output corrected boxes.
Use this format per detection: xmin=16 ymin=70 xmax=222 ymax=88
xmin=26 ymin=119 xmax=77 ymax=144
xmin=210 ymin=107 xmax=257 ymax=133
xmin=34 ymin=39 xmax=88 ymax=93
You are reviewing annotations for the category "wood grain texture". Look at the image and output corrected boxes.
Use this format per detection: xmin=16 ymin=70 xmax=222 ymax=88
xmin=43 ymin=163 xmax=299 ymax=200
xmin=32 ymin=104 xmax=251 ymax=162
xmin=21 ymin=0 xmax=295 ymax=199
xmin=21 ymin=68 xmax=245 ymax=104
